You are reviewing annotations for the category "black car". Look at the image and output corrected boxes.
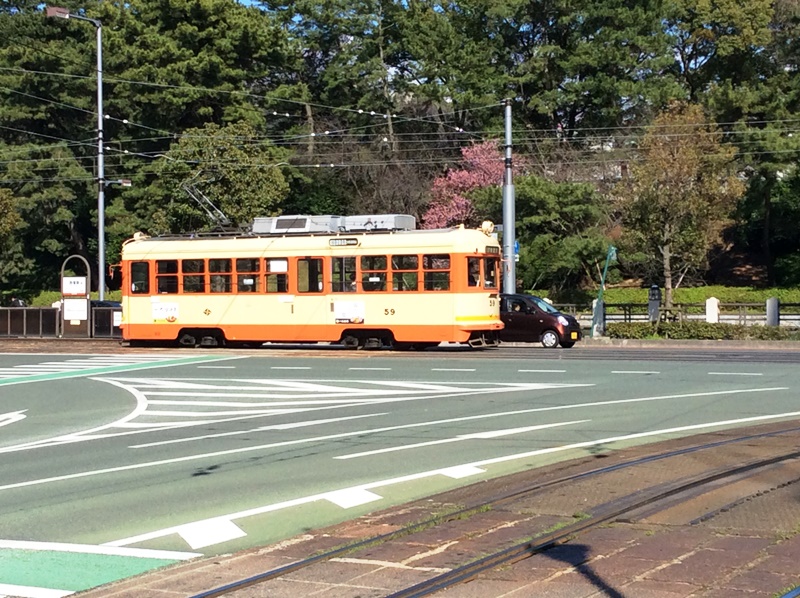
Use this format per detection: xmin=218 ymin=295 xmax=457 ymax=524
xmin=90 ymin=300 xmax=122 ymax=308
xmin=499 ymin=293 xmax=583 ymax=348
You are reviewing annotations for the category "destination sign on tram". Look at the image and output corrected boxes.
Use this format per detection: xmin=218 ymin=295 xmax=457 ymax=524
xmin=329 ymin=238 xmax=359 ymax=247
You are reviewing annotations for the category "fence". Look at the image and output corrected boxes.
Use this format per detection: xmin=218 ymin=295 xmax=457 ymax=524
xmin=0 ymin=306 xmax=121 ymax=339
xmin=557 ymin=301 xmax=800 ymax=332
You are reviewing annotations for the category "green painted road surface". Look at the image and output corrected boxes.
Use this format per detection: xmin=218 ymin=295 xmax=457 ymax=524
xmin=0 ymin=542 xmax=198 ymax=597
xmin=0 ymin=354 xmax=239 ymax=387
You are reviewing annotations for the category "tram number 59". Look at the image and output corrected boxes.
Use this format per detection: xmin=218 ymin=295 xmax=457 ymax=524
xmin=384 ymin=308 xmax=396 ymax=316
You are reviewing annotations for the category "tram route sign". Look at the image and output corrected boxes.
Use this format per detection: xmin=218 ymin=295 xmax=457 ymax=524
xmin=60 ymin=255 xmax=92 ymax=338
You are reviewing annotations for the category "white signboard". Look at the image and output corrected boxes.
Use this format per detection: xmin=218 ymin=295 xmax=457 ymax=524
xmin=151 ymin=301 xmax=179 ymax=323
xmin=62 ymin=276 xmax=87 ymax=296
xmin=333 ymin=301 xmax=365 ymax=324
xmin=63 ymin=298 xmax=88 ymax=321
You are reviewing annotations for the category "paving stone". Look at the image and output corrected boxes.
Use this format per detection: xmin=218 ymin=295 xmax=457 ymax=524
xmin=618 ymin=578 xmax=702 ymax=597
xmin=722 ymin=568 xmax=798 ymax=593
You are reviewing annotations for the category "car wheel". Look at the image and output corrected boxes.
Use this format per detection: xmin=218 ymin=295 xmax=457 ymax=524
xmin=541 ymin=330 xmax=559 ymax=348
xmin=560 ymin=341 xmax=575 ymax=348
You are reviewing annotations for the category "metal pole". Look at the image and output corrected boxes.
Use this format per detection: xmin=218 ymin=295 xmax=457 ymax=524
xmin=46 ymin=7 xmax=105 ymax=300
xmin=502 ymin=99 xmax=516 ymax=294
xmin=94 ymin=20 xmax=105 ymax=300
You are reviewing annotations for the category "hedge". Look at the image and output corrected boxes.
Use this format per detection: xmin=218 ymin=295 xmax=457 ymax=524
xmin=551 ymin=286 xmax=800 ymax=305
xmin=606 ymin=321 xmax=800 ymax=341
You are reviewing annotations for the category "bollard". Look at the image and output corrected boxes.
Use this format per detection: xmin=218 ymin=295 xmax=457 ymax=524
xmin=648 ymin=285 xmax=661 ymax=323
xmin=705 ymin=297 xmax=720 ymax=323
xmin=766 ymin=297 xmax=780 ymax=326
xmin=591 ymin=298 xmax=605 ymax=337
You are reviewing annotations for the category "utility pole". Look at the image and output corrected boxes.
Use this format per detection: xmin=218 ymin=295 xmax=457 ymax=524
xmin=502 ymin=99 xmax=516 ymax=294
xmin=46 ymin=6 xmax=106 ymax=300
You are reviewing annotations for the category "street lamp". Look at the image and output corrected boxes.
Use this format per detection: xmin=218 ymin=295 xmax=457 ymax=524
xmin=46 ymin=6 xmax=106 ymax=300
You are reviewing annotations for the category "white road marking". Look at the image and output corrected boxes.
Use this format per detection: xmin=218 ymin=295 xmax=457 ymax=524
xmin=0 ymin=583 xmax=72 ymax=598
xmin=106 ymin=408 xmax=800 ymax=550
xmin=177 ymin=519 xmax=247 ymax=550
xmin=0 ymin=355 xmax=246 ymax=386
xmin=131 ymin=414 xmax=389 ymax=448
xmin=131 ymin=400 xmax=591 ymax=449
xmin=439 ymin=465 xmax=486 ymax=478
xmin=324 ymin=488 xmax=383 ymax=509
xmin=349 ymin=367 xmax=392 ymax=371
xmin=0 ymin=410 xmax=26 ymax=428
xmin=0 ymin=539 xmax=199 ymax=559
xmin=2 ymin=386 xmax=783 ymax=494
xmin=612 ymin=370 xmax=660 ymax=374
xmin=335 ymin=420 xmax=589 ymax=459
xmin=708 ymin=372 xmax=763 ymax=376
xmin=518 ymin=369 xmax=566 ymax=373
xmin=270 ymin=366 xmax=311 ymax=370
xmin=197 ymin=366 xmax=237 ymax=369
xmin=431 ymin=368 xmax=476 ymax=372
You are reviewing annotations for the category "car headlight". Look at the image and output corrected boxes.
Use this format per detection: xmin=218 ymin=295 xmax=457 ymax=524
xmin=558 ymin=315 xmax=569 ymax=326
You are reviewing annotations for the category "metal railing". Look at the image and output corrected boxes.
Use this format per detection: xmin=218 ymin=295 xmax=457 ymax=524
xmin=556 ymin=302 xmax=800 ymax=331
xmin=0 ymin=307 xmax=121 ymax=339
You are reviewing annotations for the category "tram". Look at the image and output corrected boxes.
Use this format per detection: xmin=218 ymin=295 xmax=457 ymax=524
xmin=119 ymin=214 xmax=504 ymax=349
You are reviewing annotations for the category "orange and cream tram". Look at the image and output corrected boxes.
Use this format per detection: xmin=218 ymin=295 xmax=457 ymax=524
xmin=119 ymin=214 xmax=503 ymax=349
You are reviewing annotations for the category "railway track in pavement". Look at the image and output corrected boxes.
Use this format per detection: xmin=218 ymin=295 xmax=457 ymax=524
xmin=97 ymin=420 xmax=800 ymax=598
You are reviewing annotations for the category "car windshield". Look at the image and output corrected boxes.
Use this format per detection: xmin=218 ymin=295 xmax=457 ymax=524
xmin=529 ymin=296 xmax=561 ymax=314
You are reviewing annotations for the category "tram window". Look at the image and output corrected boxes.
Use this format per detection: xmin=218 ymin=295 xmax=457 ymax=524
xmin=131 ymin=262 xmax=149 ymax=294
xmin=235 ymin=258 xmax=260 ymax=292
xmin=423 ymin=254 xmax=450 ymax=291
xmin=392 ymin=255 xmax=418 ymax=291
xmin=467 ymin=257 xmax=481 ymax=287
xmin=156 ymin=260 xmax=178 ymax=294
xmin=265 ymin=258 xmax=288 ymax=293
xmin=298 ymin=258 xmax=323 ymax=293
xmin=182 ymin=259 xmax=205 ymax=293
xmin=209 ymin=259 xmax=232 ymax=273
xmin=393 ymin=272 xmax=418 ymax=291
xmin=157 ymin=275 xmax=178 ymax=294
xmin=332 ymin=257 xmax=357 ymax=292
xmin=361 ymin=255 xmax=386 ymax=291
xmin=157 ymin=260 xmax=178 ymax=274
xmin=236 ymin=258 xmax=259 ymax=273
xmin=237 ymin=275 xmax=259 ymax=292
xmin=209 ymin=259 xmax=232 ymax=293
xmin=484 ymin=257 xmax=499 ymax=289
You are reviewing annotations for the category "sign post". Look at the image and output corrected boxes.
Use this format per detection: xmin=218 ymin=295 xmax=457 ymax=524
xmin=591 ymin=245 xmax=617 ymax=338
xmin=60 ymin=255 xmax=92 ymax=338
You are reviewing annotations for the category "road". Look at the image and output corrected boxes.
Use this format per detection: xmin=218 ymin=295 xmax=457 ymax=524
xmin=0 ymin=345 xmax=798 ymax=597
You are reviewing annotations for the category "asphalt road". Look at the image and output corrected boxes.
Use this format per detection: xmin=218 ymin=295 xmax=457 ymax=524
xmin=1 ymin=345 xmax=798 ymax=597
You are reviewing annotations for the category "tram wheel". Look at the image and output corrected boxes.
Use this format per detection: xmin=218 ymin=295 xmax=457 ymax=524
xmin=341 ymin=335 xmax=361 ymax=349
xmin=178 ymin=332 xmax=198 ymax=347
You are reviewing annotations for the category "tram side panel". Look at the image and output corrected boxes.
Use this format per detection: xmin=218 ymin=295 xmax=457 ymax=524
xmin=120 ymin=227 xmax=503 ymax=346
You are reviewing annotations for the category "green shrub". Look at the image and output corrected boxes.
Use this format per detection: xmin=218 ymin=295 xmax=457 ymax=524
xmin=550 ymin=286 xmax=800 ymax=305
xmin=29 ymin=290 xmax=122 ymax=307
xmin=606 ymin=321 xmax=800 ymax=341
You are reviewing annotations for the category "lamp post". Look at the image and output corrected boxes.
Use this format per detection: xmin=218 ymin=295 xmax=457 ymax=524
xmin=46 ymin=6 xmax=106 ymax=300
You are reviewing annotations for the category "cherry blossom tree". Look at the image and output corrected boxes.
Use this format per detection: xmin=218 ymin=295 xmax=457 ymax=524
xmin=421 ymin=141 xmax=506 ymax=229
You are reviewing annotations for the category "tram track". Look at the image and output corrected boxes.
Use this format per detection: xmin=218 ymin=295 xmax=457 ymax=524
xmin=5 ymin=337 xmax=800 ymax=363
xmin=184 ymin=422 xmax=800 ymax=598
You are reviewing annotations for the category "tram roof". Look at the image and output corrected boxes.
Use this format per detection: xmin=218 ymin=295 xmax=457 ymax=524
xmin=121 ymin=226 xmax=501 ymax=259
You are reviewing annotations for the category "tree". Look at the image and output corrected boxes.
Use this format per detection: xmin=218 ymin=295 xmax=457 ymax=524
xmin=615 ymin=103 xmax=745 ymax=307
xmin=0 ymin=189 xmax=20 ymax=241
xmin=704 ymin=0 xmax=800 ymax=285
xmin=473 ymin=174 xmax=609 ymax=294
xmin=136 ymin=122 xmax=291 ymax=234
xmin=421 ymin=141 xmax=506 ymax=229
